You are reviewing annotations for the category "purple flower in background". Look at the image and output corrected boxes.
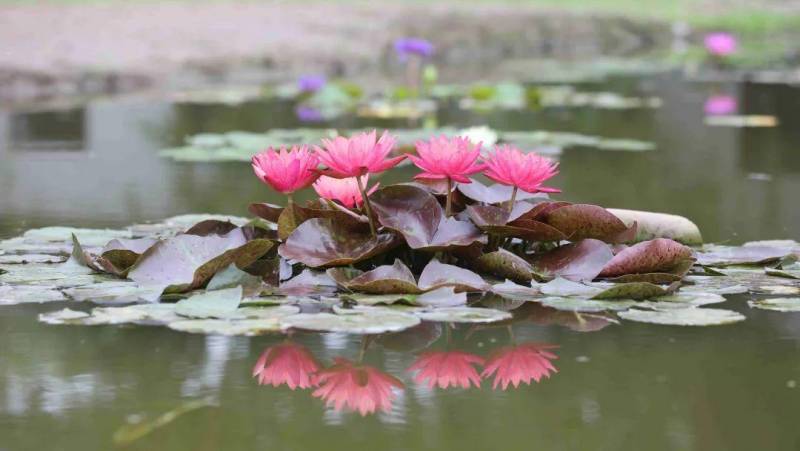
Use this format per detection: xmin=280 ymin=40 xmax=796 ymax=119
xmin=394 ymin=37 xmax=435 ymax=60
xmin=704 ymin=95 xmax=738 ymax=116
xmin=294 ymin=105 xmax=324 ymax=122
xmin=704 ymin=32 xmax=737 ymax=56
xmin=297 ymin=75 xmax=326 ymax=93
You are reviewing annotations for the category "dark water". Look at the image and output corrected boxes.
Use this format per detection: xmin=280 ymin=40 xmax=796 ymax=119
xmin=2 ymin=74 xmax=800 ymax=451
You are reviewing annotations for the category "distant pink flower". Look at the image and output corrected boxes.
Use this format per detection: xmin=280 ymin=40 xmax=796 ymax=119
xmin=314 ymin=130 xmax=404 ymax=178
xmin=483 ymin=145 xmax=560 ymax=194
xmin=313 ymin=175 xmax=379 ymax=209
xmin=704 ymin=95 xmax=737 ymax=116
xmin=252 ymin=342 xmax=321 ymax=390
xmin=251 ymin=145 xmax=319 ymax=194
xmin=409 ymin=136 xmax=486 ymax=183
xmin=408 ymin=350 xmax=484 ymax=389
xmin=481 ymin=343 xmax=559 ymax=390
xmin=704 ymin=32 xmax=737 ymax=56
xmin=312 ymin=358 xmax=404 ymax=416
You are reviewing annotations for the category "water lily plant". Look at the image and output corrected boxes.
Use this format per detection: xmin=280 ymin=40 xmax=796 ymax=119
xmin=251 ymin=145 xmax=319 ymax=203
xmin=483 ymin=144 xmax=560 ymax=212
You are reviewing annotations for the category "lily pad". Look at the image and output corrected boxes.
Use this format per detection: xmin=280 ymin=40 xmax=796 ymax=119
xmin=748 ymin=297 xmax=800 ymax=312
xmin=167 ymin=318 xmax=284 ymax=335
xmin=63 ymin=281 xmax=164 ymax=304
xmin=0 ymin=254 xmax=66 ymax=264
xmin=457 ymin=180 xmax=545 ymax=204
xmin=416 ymin=286 xmax=467 ymax=307
xmin=98 ymin=238 xmax=159 ymax=276
xmin=279 ymin=269 xmax=338 ymax=296
xmin=540 ymin=277 xmax=603 ymax=297
xmin=696 ymin=245 xmax=794 ymax=267
xmin=543 ymin=204 xmax=634 ymax=243
xmin=491 ymin=279 xmax=540 ymax=301
xmin=418 ymin=259 xmax=490 ymax=292
xmin=39 ymin=308 xmax=91 ymax=324
xmin=0 ymin=285 xmax=68 ymax=305
xmin=475 ymin=248 xmax=535 ymax=283
xmin=539 ymin=296 xmax=637 ymax=312
xmin=339 ymin=293 xmax=420 ymax=306
xmin=466 ymin=205 xmax=566 ymax=242
xmin=278 ymin=218 xmax=397 ymax=267
xmin=415 ymin=307 xmax=512 ymax=323
xmin=618 ymin=308 xmax=746 ymax=326
xmin=599 ymin=238 xmax=694 ymax=277
xmin=371 ymin=185 xmax=485 ymax=251
xmin=532 ymin=239 xmax=614 ymax=281
xmin=637 ymin=292 xmax=727 ymax=310
xmin=591 ymin=281 xmax=679 ymax=300
xmin=345 ymin=259 xmax=421 ymax=294
xmin=280 ymin=311 xmax=421 ymax=334
xmin=175 ymin=286 xmax=243 ymax=319
xmin=607 ymin=208 xmax=703 ymax=245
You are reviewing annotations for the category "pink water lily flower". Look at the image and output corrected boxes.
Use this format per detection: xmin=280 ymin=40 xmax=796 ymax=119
xmin=408 ymin=350 xmax=484 ymax=389
xmin=314 ymin=130 xmax=404 ymax=178
xmin=409 ymin=136 xmax=486 ymax=183
xmin=704 ymin=32 xmax=737 ymax=56
xmin=251 ymin=145 xmax=319 ymax=194
xmin=252 ymin=342 xmax=321 ymax=390
xmin=704 ymin=95 xmax=737 ymax=116
xmin=484 ymin=145 xmax=560 ymax=194
xmin=312 ymin=358 xmax=404 ymax=416
xmin=313 ymin=175 xmax=379 ymax=209
xmin=481 ymin=343 xmax=559 ymax=390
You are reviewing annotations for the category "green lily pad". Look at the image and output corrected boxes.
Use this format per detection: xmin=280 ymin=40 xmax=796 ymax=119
xmin=696 ymin=245 xmax=794 ymax=267
xmin=280 ymin=311 xmax=421 ymax=334
xmin=748 ymin=297 xmax=800 ymax=312
xmin=0 ymin=262 xmax=99 ymax=287
xmin=167 ymin=318 xmax=284 ymax=335
xmin=592 ymin=281 xmax=679 ymax=300
xmin=63 ymin=281 xmax=164 ymax=304
xmin=206 ymin=264 xmax=264 ymax=294
xmin=415 ymin=307 xmax=512 ymax=323
xmin=339 ymin=293 xmax=420 ymax=306
xmin=618 ymin=308 xmax=746 ymax=326
xmin=539 ymin=296 xmax=637 ymax=312
xmin=474 ymin=249 xmax=535 ymax=283
xmin=636 ymin=292 xmax=727 ymax=310
xmin=22 ymin=226 xmax=131 ymax=247
xmin=0 ymin=285 xmax=68 ymax=305
xmin=540 ymin=277 xmax=603 ymax=297
xmin=175 ymin=286 xmax=243 ymax=319
xmin=0 ymin=254 xmax=66 ymax=264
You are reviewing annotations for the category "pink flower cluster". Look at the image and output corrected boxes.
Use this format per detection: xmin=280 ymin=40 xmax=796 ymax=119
xmin=253 ymin=341 xmax=559 ymax=416
xmin=251 ymin=129 xmax=560 ymax=207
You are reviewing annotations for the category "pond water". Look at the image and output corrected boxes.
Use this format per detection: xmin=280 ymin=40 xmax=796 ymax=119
xmin=1 ymin=73 xmax=800 ymax=450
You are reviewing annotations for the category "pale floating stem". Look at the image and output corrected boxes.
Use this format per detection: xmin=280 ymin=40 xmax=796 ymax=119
xmin=507 ymin=186 xmax=518 ymax=215
xmin=356 ymin=176 xmax=378 ymax=238
xmin=445 ymin=177 xmax=453 ymax=217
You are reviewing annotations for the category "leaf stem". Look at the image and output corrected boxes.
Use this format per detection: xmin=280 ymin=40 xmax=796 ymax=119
xmin=356 ymin=176 xmax=377 ymax=238
xmin=445 ymin=177 xmax=453 ymax=217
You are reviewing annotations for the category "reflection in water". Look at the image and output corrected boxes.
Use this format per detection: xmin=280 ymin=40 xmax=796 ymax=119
xmin=408 ymin=350 xmax=484 ymax=389
xmin=312 ymin=357 xmax=405 ymax=417
xmin=482 ymin=342 xmax=559 ymax=390
xmin=252 ymin=341 xmax=321 ymax=390
xmin=9 ymin=108 xmax=86 ymax=151
xmin=704 ymin=94 xmax=738 ymax=116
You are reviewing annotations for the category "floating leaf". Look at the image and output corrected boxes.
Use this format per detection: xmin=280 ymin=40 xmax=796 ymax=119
xmin=418 ymin=259 xmax=490 ymax=292
xmin=185 ymin=220 xmax=239 ymax=236
xmin=63 ymin=281 xmax=164 ymax=304
xmin=543 ymin=204 xmax=633 ymax=243
xmin=599 ymin=238 xmax=694 ymax=277
xmin=175 ymin=286 xmax=243 ymax=319
xmin=591 ymin=281 xmax=678 ymax=300
xmin=607 ymin=208 xmax=703 ymax=245
xmin=475 ymin=248 xmax=535 ymax=283
xmin=128 ymin=230 xmax=273 ymax=293
xmin=637 ymin=292 xmax=727 ymax=310
xmin=98 ymin=238 xmax=159 ymax=276
xmin=339 ymin=293 xmax=420 ymax=306
xmin=345 ymin=261 xmax=421 ymax=294
xmin=532 ymin=239 xmax=614 ymax=281
xmin=0 ymin=254 xmax=66 ymax=264
xmin=280 ymin=269 xmax=338 ymax=295
xmin=540 ymin=277 xmax=602 ymax=297
xmin=539 ymin=296 xmax=637 ymax=312
xmin=416 ymin=286 xmax=467 ymax=307
xmin=280 ymin=311 xmax=420 ymax=334
xmin=491 ymin=279 xmax=540 ymax=301
xmin=457 ymin=180 xmax=545 ymax=204
xmin=748 ymin=297 xmax=800 ymax=312
xmin=466 ymin=205 xmax=566 ymax=242
xmin=0 ymin=285 xmax=67 ymax=305
xmin=416 ymin=307 xmax=511 ymax=323
xmin=113 ymin=398 xmax=216 ymax=447
xmin=206 ymin=264 xmax=264 ymax=294
xmin=618 ymin=308 xmax=745 ymax=326
xmin=39 ymin=308 xmax=91 ymax=324
xmin=279 ymin=218 xmax=397 ymax=268
xmin=168 ymin=318 xmax=285 ymax=335
xmin=696 ymin=245 xmax=794 ymax=267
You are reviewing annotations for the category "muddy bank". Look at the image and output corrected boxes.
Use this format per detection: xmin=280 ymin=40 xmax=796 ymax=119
xmin=0 ymin=2 xmax=669 ymax=104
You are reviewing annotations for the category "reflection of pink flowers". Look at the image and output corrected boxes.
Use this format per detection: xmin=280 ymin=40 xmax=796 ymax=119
xmin=252 ymin=343 xmax=321 ymax=390
xmin=483 ymin=145 xmax=560 ymax=194
xmin=315 ymin=130 xmax=404 ymax=178
xmin=313 ymin=175 xmax=379 ymax=209
xmin=312 ymin=358 xmax=404 ymax=416
xmin=408 ymin=350 xmax=484 ymax=389
xmin=481 ymin=343 xmax=559 ymax=390
xmin=704 ymin=32 xmax=737 ymax=56
xmin=704 ymin=95 xmax=737 ymax=116
xmin=251 ymin=146 xmax=319 ymax=194
xmin=409 ymin=136 xmax=486 ymax=183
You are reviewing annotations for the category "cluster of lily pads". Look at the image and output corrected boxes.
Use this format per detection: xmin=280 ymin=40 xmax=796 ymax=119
xmin=2 ymin=127 xmax=798 ymax=334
